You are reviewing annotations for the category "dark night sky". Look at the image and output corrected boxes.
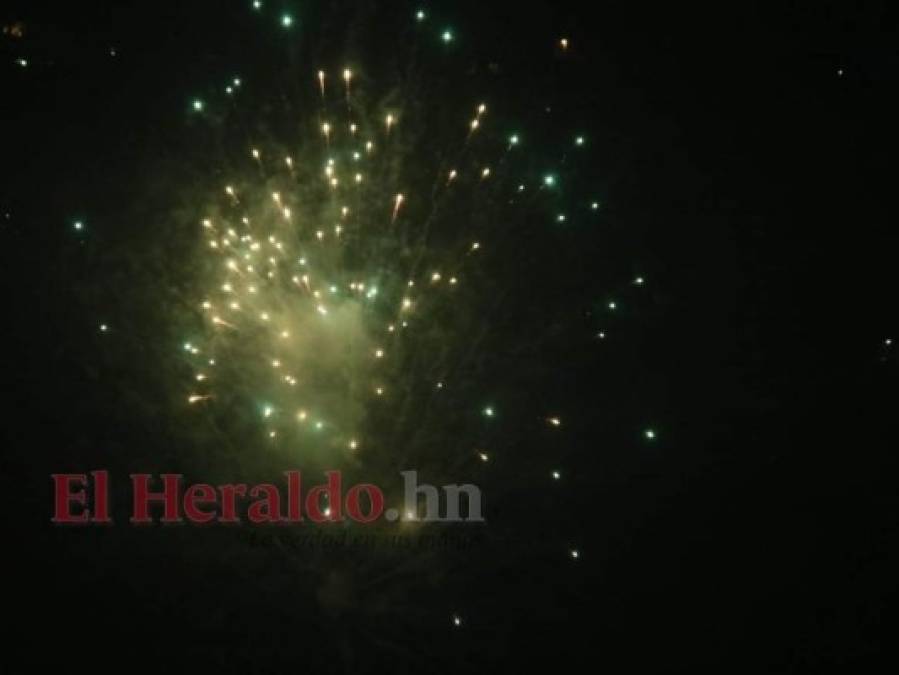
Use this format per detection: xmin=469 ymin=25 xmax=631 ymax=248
xmin=2 ymin=1 xmax=897 ymax=671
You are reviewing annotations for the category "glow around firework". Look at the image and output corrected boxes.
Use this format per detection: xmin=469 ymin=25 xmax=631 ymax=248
xmin=170 ymin=4 xmax=627 ymax=478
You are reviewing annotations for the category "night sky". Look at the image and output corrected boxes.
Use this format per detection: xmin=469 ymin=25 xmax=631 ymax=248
xmin=3 ymin=1 xmax=897 ymax=671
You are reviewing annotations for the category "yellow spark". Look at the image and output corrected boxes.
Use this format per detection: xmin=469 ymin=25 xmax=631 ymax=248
xmin=343 ymin=68 xmax=352 ymax=96
xmin=392 ymin=193 xmax=405 ymax=221
xmin=318 ymin=70 xmax=326 ymax=96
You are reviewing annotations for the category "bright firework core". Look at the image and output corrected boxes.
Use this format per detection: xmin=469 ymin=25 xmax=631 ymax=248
xmin=190 ymin=92 xmax=479 ymax=455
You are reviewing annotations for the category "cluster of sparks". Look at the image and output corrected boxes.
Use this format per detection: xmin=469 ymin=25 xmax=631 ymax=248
xmin=176 ymin=10 xmax=602 ymax=463
xmin=78 ymin=7 xmax=669 ymax=500
xmin=76 ymin=4 xmax=686 ymax=630
xmin=185 ymin=99 xmax=498 ymax=453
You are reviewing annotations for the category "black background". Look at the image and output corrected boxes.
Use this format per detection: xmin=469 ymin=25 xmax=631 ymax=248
xmin=2 ymin=1 xmax=897 ymax=671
